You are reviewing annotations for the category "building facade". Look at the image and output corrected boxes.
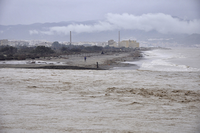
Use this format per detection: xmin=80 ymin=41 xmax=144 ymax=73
xmin=119 ymin=40 xmax=139 ymax=48
xmin=108 ymin=40 xmax=117 ymax=47
xmin=0 ymin=39 xmax=9 ymax=46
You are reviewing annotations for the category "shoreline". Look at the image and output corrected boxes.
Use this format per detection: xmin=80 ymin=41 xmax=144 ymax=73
xmin=0 ymin=50 xmax=143 ymax=70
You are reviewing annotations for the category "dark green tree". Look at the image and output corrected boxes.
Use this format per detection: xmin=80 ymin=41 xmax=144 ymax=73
xmin=34 ymin=46 xmax=54 ymax=54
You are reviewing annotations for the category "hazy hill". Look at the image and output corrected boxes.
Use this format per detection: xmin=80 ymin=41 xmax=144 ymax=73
xmin=0 ymin=21 xmax=200 ymax=46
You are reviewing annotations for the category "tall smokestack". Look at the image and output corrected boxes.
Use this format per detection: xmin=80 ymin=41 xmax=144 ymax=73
xmin=70 ymin=31 xmax=72 ymax=45
xmin=118 ymin=31 xmax=120 ymax=47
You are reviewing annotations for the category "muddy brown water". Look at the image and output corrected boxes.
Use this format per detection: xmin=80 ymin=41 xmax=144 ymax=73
xmin=0 ymin=69 xmax=200 ymax=132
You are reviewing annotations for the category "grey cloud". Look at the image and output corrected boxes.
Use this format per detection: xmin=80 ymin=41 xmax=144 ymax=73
xmin=106 ymin=13 xmax=200 ymax=34
xmin=49 ymin=22 xmax=115 ymax=34
xmin=29 ymin=30 xmax=39 ymax=35
xmin=1 ymin=0 xmax=199 ymax=25
xmin=30 ymin=13 xmax=200 ymax=35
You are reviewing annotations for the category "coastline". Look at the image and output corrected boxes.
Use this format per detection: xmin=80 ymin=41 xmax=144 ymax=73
xmin=1 ymin=47 xmax=200 ymax=132
xmin=0 ymin=50 xmax=143 ymax=70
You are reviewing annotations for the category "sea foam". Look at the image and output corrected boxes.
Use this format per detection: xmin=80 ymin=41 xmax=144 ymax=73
xmin=135 ymin=48 xmax=200 ymax=72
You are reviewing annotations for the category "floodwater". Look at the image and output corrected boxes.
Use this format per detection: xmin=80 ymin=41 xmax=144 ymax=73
xmin=0 ymin=48 xmax=200 ymax=132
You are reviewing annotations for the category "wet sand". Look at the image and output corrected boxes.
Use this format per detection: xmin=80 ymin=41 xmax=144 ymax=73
xmin=0 ymin=51 xmax=142 ymax=70
xmin=1 ymin=48 xmax=199 ymax=132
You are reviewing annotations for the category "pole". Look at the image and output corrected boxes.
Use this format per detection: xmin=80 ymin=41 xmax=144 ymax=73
xmin=70 ymin=31 xmax=72 ymax=45
xmin=96 ymin=62 xmax=98 ymax=68
xmin=118 ymin=31 xmax=120 ymax=47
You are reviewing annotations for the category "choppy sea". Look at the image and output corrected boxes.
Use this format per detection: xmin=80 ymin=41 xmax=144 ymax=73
xmin=116 ymin=48 xmax=200 ymax=71
xmin=0 ymin=47 xmax=200 ymax=132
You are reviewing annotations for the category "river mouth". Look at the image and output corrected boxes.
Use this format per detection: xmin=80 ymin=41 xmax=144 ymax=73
xmin=0 ymin=68 xmax=200 ymax=132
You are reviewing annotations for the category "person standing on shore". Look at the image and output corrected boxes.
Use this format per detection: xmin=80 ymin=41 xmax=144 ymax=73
xmin=84 ymin=56 xmax=86 ymax=62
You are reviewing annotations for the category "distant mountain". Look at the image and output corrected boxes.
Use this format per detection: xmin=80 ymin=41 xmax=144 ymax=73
xmin=174 ymin=33 xmax=200 ymax=45
xmin=0 ymin=21 xmax=200 ymax=47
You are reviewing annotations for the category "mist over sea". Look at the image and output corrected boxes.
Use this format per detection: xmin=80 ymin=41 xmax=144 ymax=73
xmin=0 ymin=47 xmax=200 ymax=132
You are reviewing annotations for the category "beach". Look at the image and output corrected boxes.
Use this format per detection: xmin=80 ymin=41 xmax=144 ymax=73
xmin=0 ymin=50 xmax=142 ymax=70
xmin=0 ymin=48 xmax=200 ymax=132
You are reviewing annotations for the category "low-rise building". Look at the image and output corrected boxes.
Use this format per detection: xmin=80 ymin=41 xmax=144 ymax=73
xmin=119 ymin=40 xmax=139 ymax=48
xmin=8 ymin=40 xmax=29 ymax=46
xmin=0 ymin=39 xmax=9 ymax=46
xmin=108 ymin=40 xmax=117 ymax=47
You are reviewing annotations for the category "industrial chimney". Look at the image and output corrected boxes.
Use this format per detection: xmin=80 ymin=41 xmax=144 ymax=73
xmin=118 ymin=31 xmax=120 ymax=47
xmin=70 ymin=31 xmax=72 ymax=45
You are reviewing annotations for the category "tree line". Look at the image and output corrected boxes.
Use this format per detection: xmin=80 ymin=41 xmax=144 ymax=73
xmin=0 ymin=41 xmax=131 ymax=60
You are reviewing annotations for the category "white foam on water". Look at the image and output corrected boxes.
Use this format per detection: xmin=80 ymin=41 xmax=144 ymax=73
xmin=1 ymin=48 xmax=200 ymax=132
xmin=129 ymin=48 xmax=200 ymax=72
xmin=0 ymin=69 xmax=200 ymax=132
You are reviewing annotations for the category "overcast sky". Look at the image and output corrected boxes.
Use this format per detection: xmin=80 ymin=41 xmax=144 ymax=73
xmin=0 ymin=0 xmax=200 ymax=34
xmin=0 ymin=0 xmax=200 ymax=25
